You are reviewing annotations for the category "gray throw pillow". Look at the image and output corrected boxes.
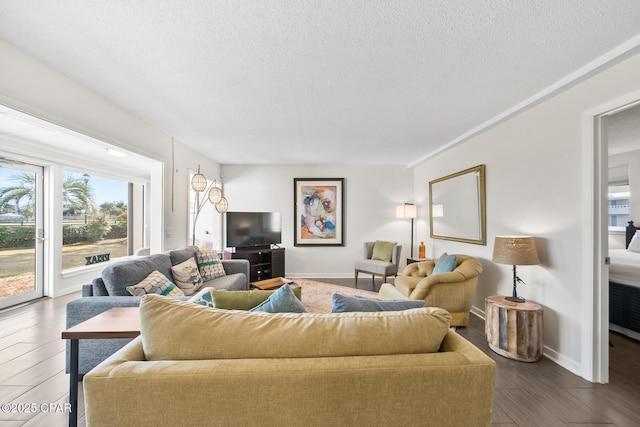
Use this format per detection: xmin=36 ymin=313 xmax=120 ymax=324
xmin=331 ymin=293 xmax=425 ymax=312
xmin=167 ymin=246 xmax=197 ymax=266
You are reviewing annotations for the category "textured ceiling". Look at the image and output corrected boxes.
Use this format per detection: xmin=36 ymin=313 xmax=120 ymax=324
xmin=1 ymin=1 xmax=640 ymax=166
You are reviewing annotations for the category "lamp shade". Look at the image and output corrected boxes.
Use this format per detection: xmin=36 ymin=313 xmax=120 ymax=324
xmin=191 ymin=166 xmax=207 ymax=192
xmin=208 ymin=186 xmax=222 ymax=204
xmin=215 ymin=197 xmax=229 ymax=213
xmin=492 ymin=236 xmax=539 ymax=266
xmin=396 ymin=203 xmax=417 ymax=219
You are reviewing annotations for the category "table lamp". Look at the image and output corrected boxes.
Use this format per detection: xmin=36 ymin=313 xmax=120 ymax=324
xmin=492 ymin=236 xmax=539 ymax=303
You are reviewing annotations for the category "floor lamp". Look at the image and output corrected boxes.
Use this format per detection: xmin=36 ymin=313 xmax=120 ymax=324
xmin=396 ymin=203 xmax=417 ymax=257
xmin=191 ymin=165 xmax=229 ymax=246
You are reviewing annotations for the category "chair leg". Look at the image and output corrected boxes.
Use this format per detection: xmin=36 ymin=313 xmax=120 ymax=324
xmin=354 ymin=271 xmax=358 ymax=288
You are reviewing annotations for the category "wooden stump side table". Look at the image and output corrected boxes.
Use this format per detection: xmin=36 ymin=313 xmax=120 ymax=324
xmin=485 ymin=295 xmax=544 ymax=362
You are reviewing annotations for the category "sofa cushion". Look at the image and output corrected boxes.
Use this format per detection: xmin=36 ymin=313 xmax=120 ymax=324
xmin=331 ymin=293 xmax=425 ymax=312
xmin=126 ymin=270 xmax=185 ymax=297
xmin=171 ymin=258 xmax=204 ymax=295
xmin=371 ymin=240 xmax=396 ymax=262
xmin=433 ymin=253 xmax=457 ymax=274
xmin=190 ymin=287 xmax=302 ymax=310
xmin=102 ymin=254 xmax=173 ymax=296
xmin=195 ymin=249 xmax=226 ymax=281
xmin=250 ymin=284 xmax=307 ymax=313
xmin=167 ymin=246 xmax=197 ymax=266
xmin=139 ymin=294 xmax=452 ymax=361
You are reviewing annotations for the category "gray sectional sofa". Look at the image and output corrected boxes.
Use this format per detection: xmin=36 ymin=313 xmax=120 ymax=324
xmin=66 ymin=246 xmax=250 ymax=375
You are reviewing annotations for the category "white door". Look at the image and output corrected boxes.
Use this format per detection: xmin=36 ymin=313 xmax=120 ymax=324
xmin=0 ymin=159 xmax=44 ymax=309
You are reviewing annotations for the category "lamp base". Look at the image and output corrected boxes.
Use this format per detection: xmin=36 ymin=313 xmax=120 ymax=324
xmin=505 ymin=296 xmax=526 ymax=303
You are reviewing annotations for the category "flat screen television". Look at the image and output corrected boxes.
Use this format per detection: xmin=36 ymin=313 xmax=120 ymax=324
xmin=226 ymin=211 xmax=282 ymax=249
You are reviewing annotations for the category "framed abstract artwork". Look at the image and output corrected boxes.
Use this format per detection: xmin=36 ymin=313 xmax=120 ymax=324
xmin=294 ymin=178 xmax=345 ymax=246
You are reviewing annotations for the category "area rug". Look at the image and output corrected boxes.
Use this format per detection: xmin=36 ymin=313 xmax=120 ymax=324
xmin=293 ymin=279 xmax=378 ymax=313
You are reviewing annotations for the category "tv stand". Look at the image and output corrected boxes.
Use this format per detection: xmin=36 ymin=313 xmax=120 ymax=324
xmin=224 ymin=247 xmax=285 ymax=282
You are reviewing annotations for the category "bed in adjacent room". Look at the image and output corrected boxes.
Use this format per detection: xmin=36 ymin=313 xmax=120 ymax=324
xmin=609 ymin=221 xmax=640 ymax=340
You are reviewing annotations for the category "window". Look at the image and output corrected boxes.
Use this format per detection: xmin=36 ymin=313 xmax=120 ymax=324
xmin=189 ymin=169 xmax=223 ymax=250
xmin=62 ymin=170 xmax=130 ymax=270
xmin=608 ymin=184 xmax=630 ymax=228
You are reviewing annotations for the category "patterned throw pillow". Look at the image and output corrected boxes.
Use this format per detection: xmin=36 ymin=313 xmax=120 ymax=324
xmin=126 ymin=270 xmax=185 ymax=297
xmin=250 ymin=284 xmax=308 ymax=313
xmin=190 ymin=290 xmax=215 ymax=308
xmin=195 ymin=249 xmax=226 ymax=282
xmin=171 ymin=257 xmax=204 ymax=295
xmin=187 ymin=287 xmax=304 ymax=310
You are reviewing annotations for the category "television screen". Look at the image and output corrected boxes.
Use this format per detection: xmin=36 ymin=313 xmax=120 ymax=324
xmin=226 ymin=212 xmax=282 ymax=249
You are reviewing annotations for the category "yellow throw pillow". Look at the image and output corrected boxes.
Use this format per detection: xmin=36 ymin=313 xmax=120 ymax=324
xmin=371 ymin=240 xmax=396 ymax=262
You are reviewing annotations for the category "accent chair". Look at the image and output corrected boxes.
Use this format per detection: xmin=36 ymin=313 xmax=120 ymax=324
xmin=354 ymin=241 xmax=402 ymax=288
xmin=387 ymin=254 xmax=483 ymax=327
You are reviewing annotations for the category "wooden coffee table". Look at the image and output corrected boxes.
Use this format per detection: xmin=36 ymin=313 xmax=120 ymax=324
xmin=61 ymin=307 xmax=140 ymax=427
xmin=251 ymin=277 xmax=295 ymax=290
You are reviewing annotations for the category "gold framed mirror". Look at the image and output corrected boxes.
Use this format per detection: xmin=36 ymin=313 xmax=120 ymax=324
xmin=429 ymin=164 xmax=486 ymax=245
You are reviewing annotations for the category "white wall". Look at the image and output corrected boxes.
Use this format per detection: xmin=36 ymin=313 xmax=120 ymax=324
xmin=222 ymin=164 xmax=414 ymax=277
xmin=412 ymin=51 xmax=640 ymax=378
xmin=0 ymin=40 xmax=220 ymax=296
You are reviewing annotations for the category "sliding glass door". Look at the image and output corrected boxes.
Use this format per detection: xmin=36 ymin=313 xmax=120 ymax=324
xmin=0 ymin=160 xmax=44 ymax=309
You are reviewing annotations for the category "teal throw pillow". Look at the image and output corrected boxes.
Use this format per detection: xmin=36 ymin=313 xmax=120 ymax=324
xmin=187 ymin=287 xmax=303 ymax=310
xmin=432 ymin=253 xmax=457 ymax=274
xmin=190 ymin=290 xmax=215 ymax=308
xmin=250 ymin=284 xmax=308 ymax=313
xmin=331 ymin=293 xmax=425 ymax=313
xmin=371 ymin=240 xmax=396 ymax=262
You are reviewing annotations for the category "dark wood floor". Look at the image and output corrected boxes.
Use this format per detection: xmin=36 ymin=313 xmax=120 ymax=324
xmin=0 ymin=277 xmax=638 ymax=426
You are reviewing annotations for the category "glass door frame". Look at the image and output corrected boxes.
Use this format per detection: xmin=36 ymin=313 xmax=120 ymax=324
xmin=0 ymin=159 xmax=44 ymax=309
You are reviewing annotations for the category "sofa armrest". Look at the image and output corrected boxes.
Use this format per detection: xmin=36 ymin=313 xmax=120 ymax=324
xmin=66 ymin=296 xmax=143 ymax=375
xmin=222 ymin=259 xmax=250 ymax=280
xmin=409 ymin=272 xmax=476 ymax=313
xmin=66 ymin=296 xmax=143 ymax=328
xmin=411 ymin=271 xmax=466 ymax=297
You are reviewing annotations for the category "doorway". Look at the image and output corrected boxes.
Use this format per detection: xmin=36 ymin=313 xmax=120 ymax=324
xmin=0 ymin=157 xmax=44 ymax=309
xmin=587 ymin=92 xmax=640 ymax=383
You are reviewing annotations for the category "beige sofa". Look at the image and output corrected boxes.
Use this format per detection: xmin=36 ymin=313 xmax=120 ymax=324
xmin=390 ymin=254 xmax=483 ymax=327
xmin=84 ymin=295 xmax=496 ymax=426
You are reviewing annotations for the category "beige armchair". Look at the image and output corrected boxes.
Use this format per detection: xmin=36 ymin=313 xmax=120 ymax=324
xmin=389 ymin=254 xmax=483 ymax=326
xmin=354 ymin=241 xmax=402 ymax=288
